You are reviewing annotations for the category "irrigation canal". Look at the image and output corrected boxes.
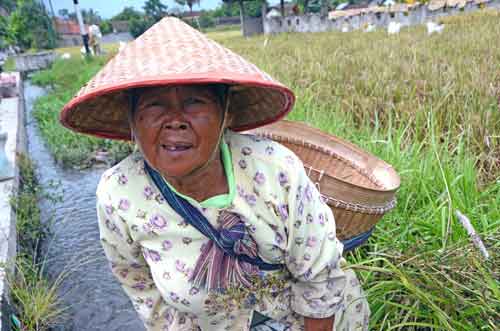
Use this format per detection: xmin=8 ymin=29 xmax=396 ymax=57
xmin=24 ymin=80 xmax=145 ymax=331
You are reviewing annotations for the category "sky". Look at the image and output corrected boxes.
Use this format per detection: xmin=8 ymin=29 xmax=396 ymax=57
xmin=46 ymin=0 xmax=223 ymax=19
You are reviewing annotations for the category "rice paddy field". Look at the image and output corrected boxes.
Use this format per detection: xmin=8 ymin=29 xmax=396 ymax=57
xmin=30 ymin=9 xmax=499 ymax=331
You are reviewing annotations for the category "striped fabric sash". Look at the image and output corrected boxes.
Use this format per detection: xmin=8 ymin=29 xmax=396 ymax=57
xmin=144 ymin=162 xmax=283 ymax=290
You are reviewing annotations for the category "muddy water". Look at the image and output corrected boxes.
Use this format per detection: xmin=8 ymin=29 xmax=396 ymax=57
xmin=24 ymin=81 xmax=145 ymax=331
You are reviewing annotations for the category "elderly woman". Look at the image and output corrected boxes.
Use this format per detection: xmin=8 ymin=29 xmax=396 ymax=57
xmin=61 ymin=18 xmax=369 ymax=331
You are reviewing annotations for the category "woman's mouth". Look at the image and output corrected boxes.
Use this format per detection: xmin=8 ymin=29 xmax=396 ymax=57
xmin=161 ymin=142 xmax=193 ymax=152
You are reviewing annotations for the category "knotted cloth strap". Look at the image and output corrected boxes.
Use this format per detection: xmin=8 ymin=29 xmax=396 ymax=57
xmin=144 ymin=162 xmax=283 ymax=272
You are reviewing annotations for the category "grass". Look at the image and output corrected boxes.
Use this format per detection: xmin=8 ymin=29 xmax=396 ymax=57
xmin=54 ymin=43 xmax=119 ymax=58
xmin=8 ymin=154 xmax=65 ymax=331
xmin=32 ymin=55 xmax=132 ymax=167
xmin=30 ymin=10 xmax=500 ymax=330
xmin=3 ymin=56 xmax=15 ymax=72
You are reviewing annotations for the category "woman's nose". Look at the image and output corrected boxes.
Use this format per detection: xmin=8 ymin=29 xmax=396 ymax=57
xmin=162 ymin=117 xmax=188 ymax=130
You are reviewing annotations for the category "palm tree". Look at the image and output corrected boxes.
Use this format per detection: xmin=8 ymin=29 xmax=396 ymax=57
xmin=175 ymin=0 xmax=200 ymax=15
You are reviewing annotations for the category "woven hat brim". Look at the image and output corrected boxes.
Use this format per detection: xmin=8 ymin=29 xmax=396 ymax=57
xmin=60 ymin=17 xmax=295 ymax=140
xmin=60 ymin=74 xmax=295 ymax=141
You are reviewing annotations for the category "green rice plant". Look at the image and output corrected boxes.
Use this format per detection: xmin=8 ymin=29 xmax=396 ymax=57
xmin=349 ymin=230 xmax=499 ymax=331
xmin=8 ymin=154 xmax=65 ymax=331
xmin=31 ymin=56 xmax=132 ymax=167
xmin=3 ymin=57 xmax=15 ymax=72
xmin=7 ymin=256 xmax=66 ymax=331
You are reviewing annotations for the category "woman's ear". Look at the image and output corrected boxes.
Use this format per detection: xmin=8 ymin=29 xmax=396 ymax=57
xmin=224 ymin=110 xmax=234 ymax=129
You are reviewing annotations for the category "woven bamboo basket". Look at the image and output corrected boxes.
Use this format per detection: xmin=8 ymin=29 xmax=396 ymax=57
xmin=247 ymin=120 xmax=400 ymax=242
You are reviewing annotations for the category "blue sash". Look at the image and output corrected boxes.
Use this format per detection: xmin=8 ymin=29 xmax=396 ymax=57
xmin=144 ymin=161 xmax=283 ymax=271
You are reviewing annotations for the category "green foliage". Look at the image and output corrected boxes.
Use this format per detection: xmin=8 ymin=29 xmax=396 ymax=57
xmin=11 ymin=155 xmax=45 ymax=258
xmin=129 ymin=17 xmax=154 ymax=38
xmin=8 ymin=257 xmax=65 ymax=331
xmin=124 ymin=0 xmax=169 ymax=37
xmin=198 ymin=12 xmax=216 ymax=28
xmin=0 ymin=0 xmax=16 ymax=13
xmin=79 ymin=8 xmax=102 ymax=25
xmin=111 ymin=6 xmax=142 ymax=21
xmin=110 ymin=6 xmax=151 ymax=38
xmin=244 ymin=0 xmax=265 ymax=17
xmin=7 ymin=0 xmax=56 ymax=50
xmin=8 ymin=154 xmax=65 ymax=331
xmin=218 ymin=0 xmax=264 ymax=18
xmin=99 ymin=20 xmax=113 ymax=35
xmin=31 ymin=56 xmax=132 ymax=168
xmin=143 ymin=0 xmax=168 ymax=22
xmin=212 ymin=2 xmax=241 ymax=17
xmin=175 ymin=0 xmax=200 ymax=13
xmin=0 ymin=15 xmax=12 ymax=48
xmin=3 ymin=56 xmax=15 ymax=71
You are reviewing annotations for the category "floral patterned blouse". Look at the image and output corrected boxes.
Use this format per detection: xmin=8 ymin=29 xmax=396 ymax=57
xmin=96 ymin=130 xmax=370 ymax=331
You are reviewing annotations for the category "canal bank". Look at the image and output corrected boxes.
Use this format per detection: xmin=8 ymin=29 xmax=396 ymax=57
xmin=0 ymin=72 xmax=25 ymax=331
xmin=23 ymin=80 xmax=144 ymax=331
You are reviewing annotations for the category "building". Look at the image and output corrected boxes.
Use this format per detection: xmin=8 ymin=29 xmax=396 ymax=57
xmin=54 ymin=18 xmax=88 ymax=47
xmin=110 ymin=20 xmax=129 ymax=33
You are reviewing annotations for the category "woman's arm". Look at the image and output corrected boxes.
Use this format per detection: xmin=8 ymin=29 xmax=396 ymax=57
xmin=304 ymin=316 xmax=335 ymax=331
xmin=280 ymin=152 xmax=347 ymax=326
xmin=97 ymin=193 xmax=172 ymax=331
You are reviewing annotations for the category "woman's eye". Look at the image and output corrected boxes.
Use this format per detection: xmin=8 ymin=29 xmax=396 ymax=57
xmin=184 ymin=97 xmax=205 ymax=106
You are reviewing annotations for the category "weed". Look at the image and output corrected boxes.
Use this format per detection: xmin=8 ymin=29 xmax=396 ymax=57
xmin=31 ymin=56 xmax=132 ymax=167
xmin=8 ymin=154 xmax=64 ymax=330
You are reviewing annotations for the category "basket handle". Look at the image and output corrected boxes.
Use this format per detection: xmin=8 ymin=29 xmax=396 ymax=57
xmin=322 ymin=195 xmax=397 ymax=215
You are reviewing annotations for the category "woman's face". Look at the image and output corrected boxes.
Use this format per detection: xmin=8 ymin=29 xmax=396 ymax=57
xmin=132 ymin=85 xmax=224 ymax=179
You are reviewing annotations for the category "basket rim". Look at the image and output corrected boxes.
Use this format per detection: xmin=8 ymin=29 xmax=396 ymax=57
xmin=248 ymin=120 xmax=401 ymax=193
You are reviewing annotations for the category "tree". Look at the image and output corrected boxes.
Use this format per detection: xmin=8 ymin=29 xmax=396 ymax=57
xmin=68 ymin=8 xmax=102 ymax=25
xmin=99 ymin=20 xmax=113 ymax=35
xmin=129 ymin=17 xmax=154 ymax=37
xmin=174 ymin=0 xmax=200 ymax=15
xmin=0 ymin=16 xmax=13 ymax=49
xmin=212 ymin=2 xmax=240 ymax=17
xmin=0 ymin=0 xmax=16 ymax=13
xmin=221 ymin=0 xmax=264 ymax=34
xmin=112 ymin=6 xmax=142 ymax=21
xmin=198 ymin=12 xmax=215 ymax=28
xmin=82 ymin=8 xmax=102 ymax=25
xmin=8 ymin=0 xmax=56 ymax=50
xmin=143 ymin=0 xmax=168 ymax=22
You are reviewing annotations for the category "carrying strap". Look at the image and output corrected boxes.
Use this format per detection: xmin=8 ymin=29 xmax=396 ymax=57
xmin=145 ymin=161 xmax=283 ymax=271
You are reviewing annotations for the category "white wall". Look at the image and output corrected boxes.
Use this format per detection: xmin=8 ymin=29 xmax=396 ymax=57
xmin=263 ymin=0 xmax=500 ymax=34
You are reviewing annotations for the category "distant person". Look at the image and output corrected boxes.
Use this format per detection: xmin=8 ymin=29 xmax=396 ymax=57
xmin=88 ymin=24 xmax=102 ymax=56
xmin=60 ymin=18 xmax=369 ymax=331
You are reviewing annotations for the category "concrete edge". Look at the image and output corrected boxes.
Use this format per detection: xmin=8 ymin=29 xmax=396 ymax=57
xmin=0 ymin=72 xmax=26 ymax=331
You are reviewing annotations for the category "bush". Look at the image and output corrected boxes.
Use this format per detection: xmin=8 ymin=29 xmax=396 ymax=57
xmin=7 ymin=0 xmax=57 ymax=50
xmin=199 ymin=13 xmax=216 ymax=29
xmin=31 ymin=56 xmax=132 ymax=167
xmin=129 ymin=17 xmax=154 ymax=38
xmin=99 ymin=20 xmax=113 ymax=35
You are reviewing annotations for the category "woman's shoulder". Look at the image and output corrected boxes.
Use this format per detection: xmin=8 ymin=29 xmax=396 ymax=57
xmin=226 ymin=130 xmax=303 ymax=173
xmin=96 ymin=151 xmax=146 ymax=199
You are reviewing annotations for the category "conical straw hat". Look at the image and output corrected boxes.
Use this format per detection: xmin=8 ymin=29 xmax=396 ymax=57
xmin=60 ymin=17 xmax=295 ymax=140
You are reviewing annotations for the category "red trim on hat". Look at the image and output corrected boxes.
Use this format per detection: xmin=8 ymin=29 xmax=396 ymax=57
xmin=60 ymin=73 xmax=295 ymax=140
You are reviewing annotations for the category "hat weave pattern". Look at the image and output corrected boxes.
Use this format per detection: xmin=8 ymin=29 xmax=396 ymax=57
xmin=60 ymin=17 xmax=295 ymax=140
